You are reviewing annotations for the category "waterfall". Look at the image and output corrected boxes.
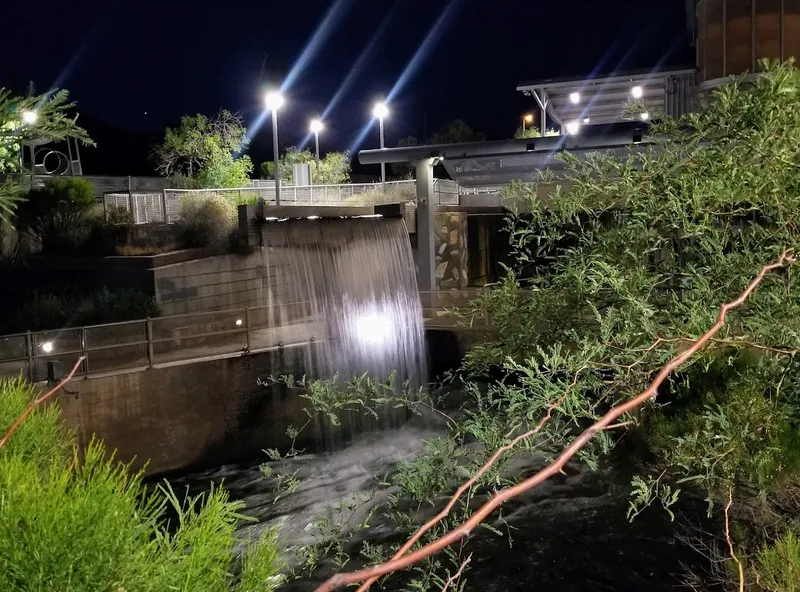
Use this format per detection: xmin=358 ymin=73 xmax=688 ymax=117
xmin=260 ymin=216 xmax=427 ymax=390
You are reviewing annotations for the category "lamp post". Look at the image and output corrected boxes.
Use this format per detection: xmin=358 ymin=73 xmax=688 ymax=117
xmin=372 ymin=102 xmax=389 ymax=187
xmin=522 ymin=113 xmax=533 ymax=131
xmin=265 ymin=91 xmax=285 ymax=205
xmin=309 ymin=119 xmax=323 ymax=183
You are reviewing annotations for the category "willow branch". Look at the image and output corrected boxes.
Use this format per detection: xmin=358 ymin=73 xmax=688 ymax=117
xmin=315 ymin=250 xmax=794 ymax=592
xmin=0 ymin=357 xmax=84 ymax=450
xmin=440 ymin=554 xmax=471 ymax=592
xmin=354 ymin=372 xmax=583 ymax=592
xmin=725 ymin=488 xmax=745 ymax=592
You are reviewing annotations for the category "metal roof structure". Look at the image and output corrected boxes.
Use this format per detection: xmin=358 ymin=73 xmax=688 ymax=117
xmin=517 ymin=68 xmax=696 ymax=129
xmin=359 ymin=131 xmax=654 ymax=188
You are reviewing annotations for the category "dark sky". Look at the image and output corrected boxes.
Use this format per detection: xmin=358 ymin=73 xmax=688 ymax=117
xmin=2 ymin=0 xmax=693 ymax=171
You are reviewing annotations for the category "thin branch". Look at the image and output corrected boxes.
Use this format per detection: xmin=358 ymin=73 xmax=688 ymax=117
xmin=440 ymin=554 xmax=471 ymax=592
xmin=0 ymin=357 xmax=84 ymax=450
xmin=354 ymin=371 xmax=583 ymax=592
xmin=315 ymin=250 xmax=794 ymax=592
xmin=725 ymin=488 xmax=745 ymax=592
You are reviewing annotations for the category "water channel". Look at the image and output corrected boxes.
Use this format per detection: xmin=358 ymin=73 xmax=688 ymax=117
xmin=173 ymin=215 xmax=711 ymax=591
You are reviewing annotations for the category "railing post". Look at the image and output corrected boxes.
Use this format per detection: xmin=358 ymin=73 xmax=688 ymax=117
xmin=145 ymin=318 xmax=154 ymax=369
xmin=127 ymin=176 xmax=135 ymax=224
xmin=80 ymin=327 xmax=89 ymax=375
xmin=26 ymin=330 xmax=34 ymax=382
xmin=161 ymin=190 xmax=168 ymax=223
xmin=244 ymin=307 xmax=251 ymax=353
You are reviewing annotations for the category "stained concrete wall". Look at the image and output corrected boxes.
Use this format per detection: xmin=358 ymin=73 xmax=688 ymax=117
xmin=53 ymin=328 xmax=477 ymax=477
xmin=57 ymin=344 xmax=323 ymax=475
xmin=154 ymin=251 xmax=268 ymax=315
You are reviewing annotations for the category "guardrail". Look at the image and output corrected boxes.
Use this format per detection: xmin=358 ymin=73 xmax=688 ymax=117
xmin=0 ymin=303 xmax=324 ymax=382
xmin=104 ymin=179 xmax=462 ymax=224
xmin=0 ymin=291 xmax=491 ymax=381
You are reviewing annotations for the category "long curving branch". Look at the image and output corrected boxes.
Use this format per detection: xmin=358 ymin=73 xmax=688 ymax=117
xmin=315 ymin=250 xmax=795 ymax=592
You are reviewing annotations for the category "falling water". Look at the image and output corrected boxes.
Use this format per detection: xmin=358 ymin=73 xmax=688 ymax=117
xmin=259 ymin=216 xmax=427 ymax=390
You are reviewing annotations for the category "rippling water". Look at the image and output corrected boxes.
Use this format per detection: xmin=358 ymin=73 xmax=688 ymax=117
xmin=172 ymin=417 xmax=708 ymax=592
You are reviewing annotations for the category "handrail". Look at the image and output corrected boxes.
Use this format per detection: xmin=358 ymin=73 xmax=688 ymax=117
xmin=0 ymin=291 xmax=488 ymax=381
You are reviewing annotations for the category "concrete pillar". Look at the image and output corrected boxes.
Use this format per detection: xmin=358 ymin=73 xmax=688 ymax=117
xmin=415 ymin=158 xmax=436 ymax=292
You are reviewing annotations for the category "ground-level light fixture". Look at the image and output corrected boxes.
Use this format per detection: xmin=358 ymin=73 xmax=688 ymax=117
xmin=583 ymin=117 xmax=591 ymax=124
xmin=566 ymin=121 xmax=581 ymax=135
xmin=640 ymin=111 xmax=650 ymax=121
xmin=21 ymin=110 xmax=38 ymax=125
xmin=569 ymin=92 xmax=580 ymax=104
xmin=235 ymin=319 xmax=243 ymax=327
xmin=631 ymin=86 xmax=643 ymax=99
xmin=41 ymin=341 xmax=54 ymax=354
xmin=264 ymin=91 xmax=285 ymax=111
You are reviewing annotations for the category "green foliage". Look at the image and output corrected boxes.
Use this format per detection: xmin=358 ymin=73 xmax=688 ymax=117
xmin=262 ymin=61 xmax=800 ymax=590
xmin=260 ymin=147 xmax=351 ymax=185
xmin=755 ymin=531 xmax=800 ymax=592
xmin=513 ymin=126 xmax=559 ymax=139
xmin=177 ymin=194 xmax=237 ymax=253
xmin=15 ymin=177 xmax=96 ymax=253
xmin=0 ymin=377 xmax=284 ymax=592
xmin=194 ymin=147 xmax=253 ymax=189
xmin=6 ymin=287 xmax=160 ymax=333
xmin=428 ymin=120 xmax=486 ymax=144
xmin=155 ymin=110 xmax=252 ymax=188
xmin=0 ymin=88 xmax=93 ymax=224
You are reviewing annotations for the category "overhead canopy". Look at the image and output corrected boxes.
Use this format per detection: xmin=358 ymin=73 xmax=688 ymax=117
xmin=359 ymin=131 xmax=654 ymax=188
xmin=517 ymin=68 xmax=696 ymax=127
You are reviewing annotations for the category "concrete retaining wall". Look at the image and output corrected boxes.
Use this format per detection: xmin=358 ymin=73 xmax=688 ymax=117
xmin=57 ymin=344 xmax=323 ymax=475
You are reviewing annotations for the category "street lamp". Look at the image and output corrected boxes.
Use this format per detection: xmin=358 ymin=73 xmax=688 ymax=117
xmin=565 ymin=121 xmax=581 ymax=135
xmin=309 ymin=119 xmax=323 ymax=182
xmin=21 ymin=110 xmax=38 ymax=125
xmin=522 ymin=113 xmax=534 ymax=130
xmin=265 ymin=91 xmax=285 ymax=205
xmin=372 ymin=101 xmax=389 ymax=186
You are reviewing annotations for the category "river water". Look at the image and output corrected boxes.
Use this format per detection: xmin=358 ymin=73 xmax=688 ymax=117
xmin=173 ymin=416 xmax=711 ymax=592
xmin=173 ymin=216 xmax=710 ymax=590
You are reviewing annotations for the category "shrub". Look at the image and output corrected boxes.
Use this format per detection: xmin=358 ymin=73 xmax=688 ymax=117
xmin=755 ymin=531 xmax=800 ymax=592
xmin=177 ymin=194 xmax=237 ymax=253
xmin=16 ymin=177 xmax=95 ymax=253
xmin=8 ymin=288 xmax=160 ymax=332
xmin=0 ymin=377 xmax=283 ymax=592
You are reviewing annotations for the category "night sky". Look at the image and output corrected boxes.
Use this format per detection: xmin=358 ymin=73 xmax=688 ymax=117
xmin=2 ymin=0 xmax=694 ymax=174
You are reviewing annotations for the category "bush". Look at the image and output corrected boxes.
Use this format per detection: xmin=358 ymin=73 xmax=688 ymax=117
xmin=7 ymin=288 xmax=160 ymax=332
xmin=16 ymin=177 xmax=95 ymax=253
xmin=177 ymin=195 xmax=237 ymax=253
xmin=755 ymin=531 xmax=800 ymax=591
xmin=0 ymin=377 xmax=283 ymax=592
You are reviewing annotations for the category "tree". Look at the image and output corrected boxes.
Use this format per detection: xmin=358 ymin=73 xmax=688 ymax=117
xmin=260 ymin=147 xmax=351 ymax=185
xmin=268 ymin=61 xmax=800 ymax=591
xmin=428 ymin=119 xmax=486 ymax=144
xmin=0 ymin=88 xmax=91 ymax=223
xmin=153 ymin=110 xmax=253 ymax=188
xmin=513 ymin=126 xmax=559 ymax=139
xmin=15 ymin=177 xmax=95 ymax=252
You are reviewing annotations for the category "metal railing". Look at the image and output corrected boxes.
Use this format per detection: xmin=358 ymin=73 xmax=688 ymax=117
xmin=0 ymin=291 xmax=491 ymax=381
xmin=0 ymin=304 xmax=325 ymax=382
xmin=103 ymin=179 xmax=464 ymax=225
